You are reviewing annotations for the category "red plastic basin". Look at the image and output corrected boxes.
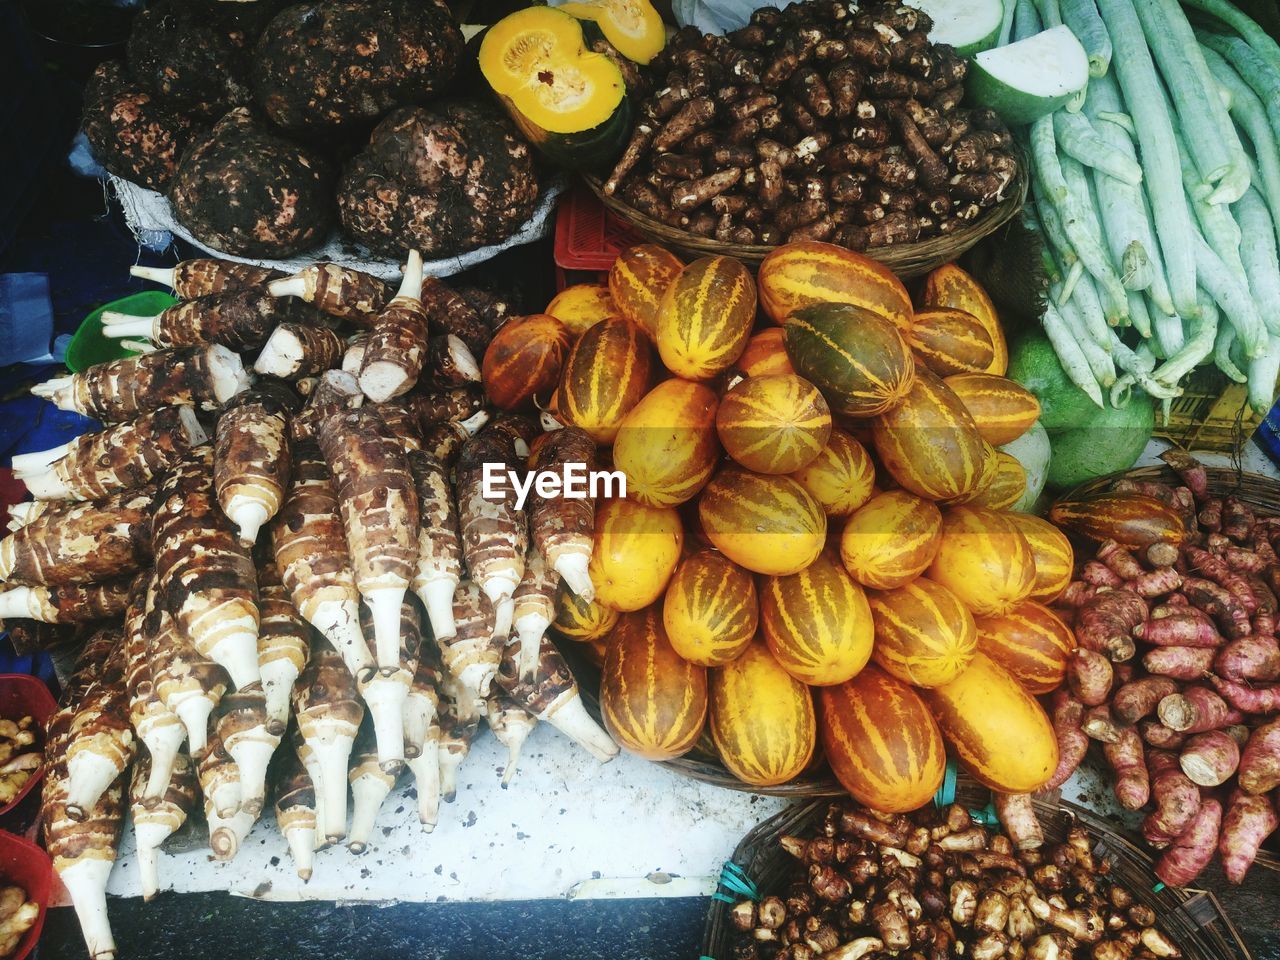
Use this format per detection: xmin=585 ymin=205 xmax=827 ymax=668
xmin=0 ymin=675 xmax=56 ymax=817
xmin=0 ymin=829 xmax=52 ymax=960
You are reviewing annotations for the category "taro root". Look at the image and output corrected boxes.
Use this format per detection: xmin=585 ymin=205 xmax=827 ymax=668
xmin=253 ymin=0 xmax=464 ymax=133
xmin=169 ymin=108 xmax=334 ymax=258
xmin=81 ymin=61 xmax=203 ymax=191
xmin=337 ymin=100 xmax=541 ymax=258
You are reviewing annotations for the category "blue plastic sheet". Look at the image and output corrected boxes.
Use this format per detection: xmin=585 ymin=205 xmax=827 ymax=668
xmin=0 ymin=272 xmax=54 ymax=366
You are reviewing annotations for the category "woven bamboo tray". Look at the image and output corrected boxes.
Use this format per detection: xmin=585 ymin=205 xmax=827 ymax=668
xmin=582 ymin=160 xmax=1027 ymax=277
xmin=1063 ymin=463 xmax=1280 ymax=874
xmin=699 ymin=797 xmax=1253 ymax=960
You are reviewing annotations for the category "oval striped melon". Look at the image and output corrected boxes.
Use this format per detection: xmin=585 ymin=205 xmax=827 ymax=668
xmin=663 ymin=549 xmax=758 ymax=666
xmin=655 ymin=256 xmax=756 ymax=380
xmin=759 ymin=240 xmax=914 ymax=334
xmin=840 ymin=490 xmax=942 ymax=589
xmin=609 ymin=244 xmax=682 ymax=337
xmin=871 ymin=367 xmax=986 ymax=501
xmin=909 ymin=307 xmax=998 ymax=376
xmin=784 ymin=303 xmax=916 ymax=418
xmin=1007 ymin=513 xmax=1074 ymax=602
xmin=717 ymin=374 xmax=832 ymax=475
xmin=556 ymin=316 xmax=653 ymax=444
xmin=710 ymin=641 xmax=816 ymax=786
xmin=818 ymin=665 xmax=947 ymax=812
xmin=947 ymin=439 xmax=1000 ymax=506
xmin=546 ymin=283 xmax=617 ymax=336
xmin=968 ymin=452 xmax=1026 ymax=510
xmin=1048 ymin=492 xmax=1185 ymax=549
xmin=868 ymin=577 xmax=976 ymax=688
xmin=552 ymin=581 xmax=619 ymax=641
xmin=973 ymin=600 xmax=1075 ymax=694
xmin=943 ymin=373 xmax=1041 ymax=446
xmin=698 ymin=466 xmax=827 ymax=576
xmin=790 ymin=429 xmax=875 ymax=517
xmin=482 ymin=313 xmax=572 ymax=410
xmin=613 ymin=378 xmax=720 ymax=507
xmin=589 ymin=498 xmax=684 ymax=611
xmin=736 ymin=327 xmax=795 ymax=378
xmin=760 ymin=550 xmax=874 ymax=686
xmin=601 ymin=606 xmax=707 ymax=760
xmin=928 ymin=506 xmax=1035 ymax=616
xmin=923 ymin=653 xmax=1059 ymax=792
xmin=922 ymin=263 xmax=1006 ymax=375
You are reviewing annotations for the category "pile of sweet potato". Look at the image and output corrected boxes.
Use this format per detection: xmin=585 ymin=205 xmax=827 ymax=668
xmin=1049 ymin=450 xmax=1280 ymax=887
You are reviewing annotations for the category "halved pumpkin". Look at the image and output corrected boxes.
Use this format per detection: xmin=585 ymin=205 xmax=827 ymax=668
xmin=558 ymin=0 xmax=666 ymax=65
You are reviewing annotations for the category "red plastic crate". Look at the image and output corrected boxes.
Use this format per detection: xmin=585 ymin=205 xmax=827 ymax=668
xmin=554 ymin=181 xmax=644 ymax=275
xmin=0 ymin=675 xmax=56 ymax=818
xmin=0 ymin=829 xmax=53 ymax=960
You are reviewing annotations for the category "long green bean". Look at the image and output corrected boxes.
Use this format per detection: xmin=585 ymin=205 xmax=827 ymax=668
xmin=1043 ymin=302 xmax=1105 ymax=406
xmin=1061 ymin=0 xmax=1112 ymax=76
xmin=1052 ymin=110 xmax=1143 ymax=185
xmin=1181 ymin=0 xmax=1280 ymax=74
xmin=1153 ymin=291 xmax=1218 ymax=385
xmin=1193 ymin=233 xmax=1266 ymax=358
xmin=1233 ymin=188 xmax=1280 ymax=339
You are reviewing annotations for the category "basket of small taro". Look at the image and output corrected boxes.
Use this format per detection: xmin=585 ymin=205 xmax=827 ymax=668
xmin=702 ymin=795 xmax=1251 ymax=960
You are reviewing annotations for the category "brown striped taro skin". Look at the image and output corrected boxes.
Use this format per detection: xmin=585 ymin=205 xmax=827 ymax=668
xmin=123 ymin=583 xmax=185 ymax=806
xmin=554 ymin=317 xmax=654 ymax=445
xmin=151 ymin=446 xmax=261 ymax=692
xmin=817 ymin=664 xmax=946 ymax=812
xmin=529 ymin=426 xmax=597 ymax=601
xmin=372 ymin=402 xmax=423 ymax=453
xmin=64 ymin=639 xmax=136 ymax=822
xmin=422 ymin=276 xmax=492 ymax=358
xmin=289 ymin=370 xmax=363 ymax=444
xmin=270 ymin=440 xmax=374 ymax=683
xmin=358 ymin=251 xmax=430 ymax=403
xmin=254 ymin=558 xmax=311 ymax=735
xmin=28 ymin=407 xmax=204 ymax=502
xmin=0 ymin=579 xmax=134 ymax=624
xmin=148 ymin=288 xmax=290 ymax=351
xmin=215 ymin=383 xmax=298 ymax=546
xmin=0 ymin=485 xmax=154 ymax=585
xmin=356 ymin=596 xmax=421 ymax=772
xmin=129 ymin=750 xmax=198 ymax=900
xmin=600 ymin=606 xmax=707 ymax=761
xmin=438 ymin=579 xmax=501 ymax=703
xmin=255 ymin=323 xmax=346 ymax=381
xmin=409 ymin=448 xmax=462 ymax=641
xmin=405 ymin=385 xmax=485 ymax=431
xmin=143 ymin=258 xmax=283 ymax=299
xmin=269 ymin=262 xmax=390 ymax=325
xmin=273 ymin=741 xmax=318 ymax=880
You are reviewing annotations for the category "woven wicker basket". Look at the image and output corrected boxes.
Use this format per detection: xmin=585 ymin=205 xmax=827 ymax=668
xmin=1062 ymin=463 xmax=1280 ymax=874
xmin=583 ymin=160 xmax=1027 ymax=277
xmin=699 ymin=797 xmax=1253 ymax=960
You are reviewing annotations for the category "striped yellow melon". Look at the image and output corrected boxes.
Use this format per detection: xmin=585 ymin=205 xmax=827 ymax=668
xmin=1007 ymin=513 xmax=1074 ymax=603
xmin=555 ymin=316 xmax=653 ymax=444
xmin=909 ymin=307 xmax=998 ymax=376
xmin=871 ymin=367 xmax=986 ymax=501
xmin=790 ymin=429 xmax=876 ymax=517
xmin=655 ymin=256 xmax=756 ymax=380
xmin=609 ymin=244 xmax=683 ymax=337
xmin=710 ymin=641 xmax=816 ymax=786
xmin=545 ymin=283 xmax=618 ymax=336
xmin=839 ymin=490 xmax=942 ymax=589
xmin=736 ymin=327 xmax=795 ymax=378
xmin=760 ymin=550 xmax=874 ymax=686
xmin=947 ymin=440 xmax=1000 ymax=506
xmin=928 ymin=506 xmax=1035 ymax=616
xmin=968 ymin=452 xmax=1026 ymax=510
xmin=663 ymin=549 xmax=758 ymax=666
xmin=818 ymin=665 xmax=946 ymax=812
xmin=481 ymin=313 xmax=572 ymax=410
xmin=613 ymin=378 xmax=720 ymax=507
xmin=923 ymin=653 xmax=1059 ymax=792
xmin=716 ymin=374 xmax=832 ymax=475
xmin=589 ymin=498 xmax=684 ymax=611
xmin=553 ymin=581 xmax=620 ymax=641
xmin=601 ymin=606 xmax=707 ymax=760
xmin=922 ymin=263 xmax=1006 ymax=375
xmin=758 ymin=240 xmax=914 ymax=334
xmin=943 ymin=373 xmax=1041 ymax=446
xmin=867 ymin=577 xmax=976 ymax=688
xmin=973 ymin=601 xmax=1075 ymax=695
xmin=698 ymin=467 xmax=827 ymax=576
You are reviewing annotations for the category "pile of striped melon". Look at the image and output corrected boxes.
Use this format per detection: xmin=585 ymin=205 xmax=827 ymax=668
xmin=503 ymin=240 xmax=1074 ymax=807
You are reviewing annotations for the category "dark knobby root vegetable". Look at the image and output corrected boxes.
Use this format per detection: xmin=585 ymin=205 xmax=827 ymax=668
xmin=254 ymin=323 xmax=345 ymax=381
xmin=358 ymin=251 xmax=431 ymax=403
xmin=268 ymin=262 xmax=390 ymax=325
xmin=290 ymin=370 xmax=364 ymax=444
xmin=131 ymin=258 xmax=283 ymax=299
xmin=0 ymin=485 xmax=154 ymax=585
xmin=129 ymin=751 xmax=197 ymax=901
xmin=273 ymin=740 xmax=318 ymax=881
xmin=484 ymin=692 xmax=537 ymax=785
xmin=292 ymin=636 xmax=364 ymax=843
xmin=81 ymin=61 xmax=203 ymax=191
xmin=253 ymin=0 xmax=463 ymax=133
xmin=337 ymin=99 xmax=540 ymax=258
xmin=12 ymin=405 xmax=205 ymax=502
xmin=345 ymin=721 xmax=397 ymax=853
xmin=123 ymin=586 xmax=185 ymax=807
xmin=32 ymin=344 xmax=248 ymax=421
xmin=214 ymin=383 xmax=297 ymax=545
xmin=169 ymin=107 xmax=334 ymax=258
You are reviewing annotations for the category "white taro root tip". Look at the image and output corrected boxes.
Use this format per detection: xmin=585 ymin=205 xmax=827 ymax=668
xmin=10 ymin=441 xmax=71 ymax=476
xmin=100 ymin=309 xmax=160 ymax=342
xmin=58 ymin=857 xmax=118 ymax=960
xmin=130 ymin=264 xmax=179 ymax=288
xmin=65 ymin=751 xmax=128 ymax=823
xmin=208 ymin=808 xmax=257 ymax=861
xmin=358 ymin=672 xmax=408 ymax=774
xmin=274 ymin=749 xmax=318 ymax=881
xmin=347 ymin=752 xmax=396 ymax=854
xmin=406 ymin=746 xmax=441 ymax=831
xmin=485 ymin=694 xmax=536 ymax=786
xmin=292 ymin=644 xmax=364 ymax=843
xmin=512 ymin=550 xmax=557 ymax=682
xmin=217 ymin=686 xmax=278 ymax=817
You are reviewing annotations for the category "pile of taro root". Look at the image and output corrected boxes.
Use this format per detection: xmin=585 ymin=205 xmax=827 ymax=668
xmin=80 ymin=0 xmax=540 ymax=259
xmin=1051 ymin=449 xmax=1280 ymax=887
xmin=726 ymin=799 xmax=1185 ymax=960
xmin=604 ymin=0 xmax=1021 ymax=249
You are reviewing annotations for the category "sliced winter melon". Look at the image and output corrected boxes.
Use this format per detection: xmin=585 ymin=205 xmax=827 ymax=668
xmin=967 ymin=25 xmax=1089 ymax=125
xmin=910 ymin=0 xmax=1004 ymax=57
